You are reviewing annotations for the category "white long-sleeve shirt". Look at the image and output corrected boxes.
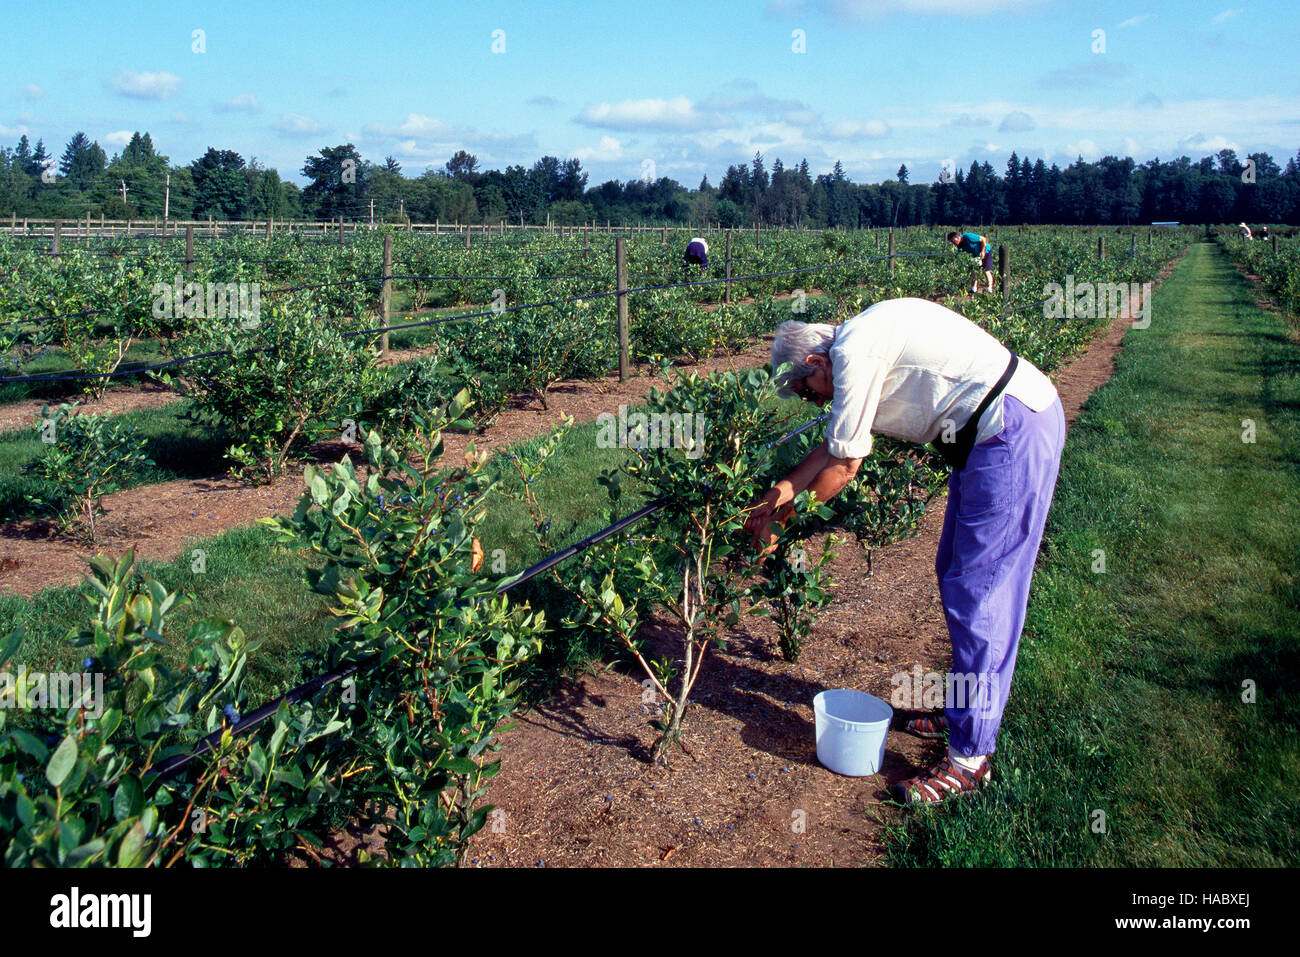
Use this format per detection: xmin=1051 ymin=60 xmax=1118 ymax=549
xmin=825 ymin=298 xmax=1058 ymax=460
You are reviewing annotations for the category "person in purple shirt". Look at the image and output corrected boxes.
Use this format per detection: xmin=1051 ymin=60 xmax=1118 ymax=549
xmin=948 ymin=230 xmax=994 ymax=294
xmin=683 ymin=236 xmax=709 ymax=270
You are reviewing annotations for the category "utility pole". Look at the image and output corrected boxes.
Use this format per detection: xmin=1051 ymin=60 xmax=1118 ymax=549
xmin=120 ymin=179 xmax=129 ymax=210
xmin=369 ymin=198 xmax=374 ymax=226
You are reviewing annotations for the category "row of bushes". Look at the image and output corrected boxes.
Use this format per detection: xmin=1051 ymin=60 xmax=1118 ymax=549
xmin=0 ymin=367 xmax=944 ymax=865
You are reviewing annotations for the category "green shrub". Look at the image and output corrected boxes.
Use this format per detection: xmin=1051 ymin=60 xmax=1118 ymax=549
xmin=24 ymin=403 xmax=153 ymax=542
xmin=162 ymin=298 xmax=378 ymax=481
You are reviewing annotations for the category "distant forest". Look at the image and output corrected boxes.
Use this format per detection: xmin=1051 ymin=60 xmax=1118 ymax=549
xmin=3 ymin=130 xmax=1298 ymax=227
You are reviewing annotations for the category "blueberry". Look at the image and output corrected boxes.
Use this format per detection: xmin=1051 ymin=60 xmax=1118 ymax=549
xmin=747 ymin=772 xmax=755 ymax=779
xmin=605 ymin=794 xmax=613 ymax=801
xmin=16 ymin=773 xmax=23 ymax=782
xmin=223 ymin=704 xmax=241 ymax=723
xmin=82 ymin=658 xmax=94 ymax=670
xmin=45 ymin=735 xmax=57 ymax=746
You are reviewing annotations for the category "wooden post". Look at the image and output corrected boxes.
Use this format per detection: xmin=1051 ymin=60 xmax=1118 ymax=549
xmin=888 ymin=227 xmax=895 ymax=276
xmin=465 ymin=225 xmax=472 ymax=251
xmin=52 ymin=221 xmax=61 ymax=258
xmin=724 ymin=230 xmax=733 ymax=304
xmin=1272 ymin=234 xmax=1278 ymax=256
xmin=339 ymin=218 xmax=345 ymax=246
xmin=266 ymin=218 xmax=273 ymax=237
xmin=85 ymin=211 xmax=91 ymax=248
xmin=185 ymin=225 xmax=194 ymax=274
xmin=661 ymin=226 xmax=667 ymax=245
xmin=1130 ymin=233 xmax=1137 ymax=259
xmin=1098 ymin=236 xmax=1105 ymax=260
xmin=380 ymin=232 xmax=393 ymax=357
xmin=998 ymin=245 xmax=1009 ymax=297
xmin=616 ymin=238 xmax=629 ymax=382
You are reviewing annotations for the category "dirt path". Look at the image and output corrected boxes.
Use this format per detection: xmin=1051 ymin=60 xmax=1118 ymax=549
xmin=0 ymin=341 xmax=773 ymax=597
xmin=0 ymin=381 xmax=182 ymax=433
xmin=445 ymin=256 xmax=1185 ymax=869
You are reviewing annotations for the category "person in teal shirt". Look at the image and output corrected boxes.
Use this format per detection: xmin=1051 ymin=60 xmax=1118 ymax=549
xmin=947 ymin=230 xmax=995 ymax=294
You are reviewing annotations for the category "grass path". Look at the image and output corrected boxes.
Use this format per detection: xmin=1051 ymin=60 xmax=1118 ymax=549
xmin=888 ymin=241 xmax=1299 ymax=866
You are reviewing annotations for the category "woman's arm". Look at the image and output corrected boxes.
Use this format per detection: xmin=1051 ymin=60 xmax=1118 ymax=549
xmin=744 ymin=440 xmax=862 ymax=545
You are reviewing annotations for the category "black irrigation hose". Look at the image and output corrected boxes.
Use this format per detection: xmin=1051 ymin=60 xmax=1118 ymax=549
xmin=145 ymin=410 xmax=830 ymax=782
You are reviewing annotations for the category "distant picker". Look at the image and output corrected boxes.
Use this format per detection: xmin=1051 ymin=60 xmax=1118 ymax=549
xmin=947 ymin=230 xmax=995 ymax=294
xmin=683 ymin=236 xmax=710 ymax=270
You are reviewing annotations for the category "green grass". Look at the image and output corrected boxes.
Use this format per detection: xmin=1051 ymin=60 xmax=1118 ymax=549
xmin=886 ymin=241 xmax=1300 ymax=866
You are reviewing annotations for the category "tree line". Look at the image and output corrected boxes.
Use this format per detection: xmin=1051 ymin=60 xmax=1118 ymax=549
xmin=2 ymin=129 xmax=1298 ymax=227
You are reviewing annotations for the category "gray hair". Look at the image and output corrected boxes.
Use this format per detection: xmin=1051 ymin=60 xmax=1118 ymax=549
xmin=771 ymin=320 xmax=836 ymax=397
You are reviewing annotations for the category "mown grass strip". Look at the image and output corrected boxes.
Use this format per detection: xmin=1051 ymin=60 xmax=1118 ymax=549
xmin=886 ymin=241 xmax=1299 ymax=866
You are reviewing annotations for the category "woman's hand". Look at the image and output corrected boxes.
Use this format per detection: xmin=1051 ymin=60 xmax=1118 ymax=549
xmin=743 ymin=488 xmax=783 ymax=550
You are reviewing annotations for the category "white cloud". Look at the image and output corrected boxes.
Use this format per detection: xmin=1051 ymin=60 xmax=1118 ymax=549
xmin=364 ymin=113 xmax=457 ymax=138
xmin=0 ymin=123 xmax=30 ymax=138
xmin=221 ymin=93 xmax=260 ymax=113
xmin=826 ymin=119 xmax=891 ymax=139
xmin=949 ymin=113 xmax=991 ymax=127
xmin=392 ymin=140 xmax=444 ymax=159
xmin=20 ymin=83 xmax=43 ymax=99
xmin=1178 ymin=133 xmax=1239 ymax=153
xmin=577 ymin=96 xmax=726 ymax=131
xmin=1066 ymin=138 xmax=1102 ymax=160
xmin=171 ymin=112 xmax=193 ymax=124
xmin=574 ymin=136 xmax=624 ymax=163
xmin=999 ymin=111 xmax=1036 ymax=132
xmin=1211 ymin=9 xmax=1242 ymax=24
xmin=109 ymin=70 xmax=182 ymax=99
xmin=1119 ymin=14 xmax=1152 ymax=27
xmin=273 ymin=112 xmax=329 ymax=136
xmin=104 ymin=130 xmax=133 ymax=147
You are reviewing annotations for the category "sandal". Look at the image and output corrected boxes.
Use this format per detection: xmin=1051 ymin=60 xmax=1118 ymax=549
xmin=892 ymin=757 xmax=991 ymax=806
xmin=899 ymin=710 xmax=948 ymax=740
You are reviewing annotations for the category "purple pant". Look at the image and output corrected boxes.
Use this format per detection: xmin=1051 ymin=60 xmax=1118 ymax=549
xmin=934 ymin=394 xmax=1066 ymax=756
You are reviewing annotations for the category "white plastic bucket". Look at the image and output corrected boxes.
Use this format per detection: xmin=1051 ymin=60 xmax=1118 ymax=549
xmin=813 ymin=689 xmax=893 ymax=777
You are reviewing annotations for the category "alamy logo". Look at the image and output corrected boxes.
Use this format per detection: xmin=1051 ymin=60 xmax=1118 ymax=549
xmin=1042 ymin=277 xmax=1150 ymax=328
xmin=890 ymin=666 xmax=999 ymax=717
xmin=49 ymin=887 xmax=151 ymax=937
xmin=595 ymin=405 xmax=706 ymax=459
xmin=151 ymin=274 xmax=261 ymax=327
xmin=0 ymin=666 xmax=104 ymax=718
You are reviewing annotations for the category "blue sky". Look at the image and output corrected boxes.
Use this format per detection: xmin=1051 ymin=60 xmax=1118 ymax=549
xmin=2 ymin=0 xmax=1296 ymax=186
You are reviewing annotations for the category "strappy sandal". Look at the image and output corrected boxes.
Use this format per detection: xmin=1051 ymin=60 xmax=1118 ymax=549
xmin=892 ymin=757 xmax=991 ymax=806
xmin=898 ymin=710 xmax=948 ymax=740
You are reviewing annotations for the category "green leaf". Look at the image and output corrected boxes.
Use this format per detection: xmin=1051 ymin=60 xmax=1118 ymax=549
xmin=10 ymin=728 xmax=49 ymax=762
xmin=113 ymin=777 xmax=143 ymax=823
xmin=46 ymin=734 xmax=78 ymax=788
xmin=0 ymin=627 xmax=22 ymax=667
xmin=117 ymin=819 xmax=149 ymax=867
